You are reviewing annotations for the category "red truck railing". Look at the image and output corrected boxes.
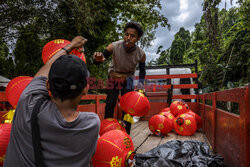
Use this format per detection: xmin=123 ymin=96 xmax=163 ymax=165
xmin=199 ymin=86 xmax=249 ymax=167
xmin=0 ymin=61 xmax=249 ymax=167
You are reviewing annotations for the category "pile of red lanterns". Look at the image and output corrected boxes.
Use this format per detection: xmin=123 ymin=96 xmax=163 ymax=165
xmin=0 ymin=76 xmax=33 ymax=165
xmin=148 ymin=100 xmax=202 ymax=137
xmin=93 ymin=119 xmax=135 ymax=167
xmin=93 ymin=91 xmax=150 ymax=167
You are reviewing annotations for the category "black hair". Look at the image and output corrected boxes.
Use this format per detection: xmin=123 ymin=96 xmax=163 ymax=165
xmin=124 ymin=21 xmax=144 ymax=38
xmin=49 ymin=78 xmax=86 ymax=102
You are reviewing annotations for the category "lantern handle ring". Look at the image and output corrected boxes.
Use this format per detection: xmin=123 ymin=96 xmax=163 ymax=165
xmin=176 ymin=117 xmax=185 ymax=125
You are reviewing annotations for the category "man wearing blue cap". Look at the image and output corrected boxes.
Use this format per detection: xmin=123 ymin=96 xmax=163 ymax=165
xmin=4 ymin=36 xmax=100 ymax=167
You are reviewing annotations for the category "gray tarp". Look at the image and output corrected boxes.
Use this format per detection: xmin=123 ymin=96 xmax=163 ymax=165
xmin=135 ymin=140 xmax=225 ymax=167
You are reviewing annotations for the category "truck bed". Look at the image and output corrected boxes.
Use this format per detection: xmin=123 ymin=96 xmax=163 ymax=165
xmin=131 ymin=121 xmax=210 ymax=154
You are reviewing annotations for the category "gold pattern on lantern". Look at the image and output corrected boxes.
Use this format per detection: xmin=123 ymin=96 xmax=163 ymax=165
xmin=180 ymin=114 xmax=185 ymax=118
xmin=178 ymin=127 xmax=184 ymax=132
xmin=138 ymin=92 xmax=145 ymax=97
xmin=0 ymin=155 xmax=5 ymax=163
xmin=128 ymin=108 xmax=135 ymax=114
xmin=54 ymin=39 xmax=64 ymax=44
xmin=185 ymin=120 xmax=191 ymax=125
xmin=110 ymin=156 xmax=122 ymax=167
xmin=158 ymin=123 xmax=164 ymax=129
xmin=177 ymin=105 xmax=183 ymax=110
xmin=123 ymin=137 xmax=132 ymax=148
xmin=107 ymin=118 xmax=115 ymax=121
xmin=149 ymin=125 xmax=154 ymax=131
xmin=168 ymin=115 xmax=173 ymax=119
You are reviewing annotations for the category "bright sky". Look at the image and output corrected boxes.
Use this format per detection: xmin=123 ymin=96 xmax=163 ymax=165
xmin=145 ymin=0 xmax=239 ymax=63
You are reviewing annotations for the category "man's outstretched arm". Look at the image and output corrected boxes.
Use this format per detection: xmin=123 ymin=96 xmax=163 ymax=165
xmin=92 ymin=44 xmax=113 ymax=65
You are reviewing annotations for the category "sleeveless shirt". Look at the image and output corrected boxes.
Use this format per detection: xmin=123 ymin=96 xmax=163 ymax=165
xmin=108 ymin=40 xmax=145 ymax=76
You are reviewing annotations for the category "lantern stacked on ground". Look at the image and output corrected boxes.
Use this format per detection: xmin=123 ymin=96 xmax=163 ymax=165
xmin=148 ymin=100 xmax=202 ymax=137
xmin=42 ymin=39 xmax=86 ymax=64
xmin=148 ymin=107 xmax=175 ymax=136
xmin=119 ymin=91 xmax=150 ymax=117
xmin=99 ymin=118 xmax=126 ymax=136
xmin=93 ymin=91 xmax=150 ymax=167
xmin=92 ymin=130 xmax=135 ymax=167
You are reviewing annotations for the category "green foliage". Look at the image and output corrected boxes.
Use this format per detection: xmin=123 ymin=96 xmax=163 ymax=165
xmin=151 ymin=0 xmax=249 ymax=92
xmin=0 ymin=38 xmax=15 ymax=78
xmin=0 ymin=0 xmax=169 ymax=80
xmin=155 ymin=27 xmax=191 ymax=65
xmin=13 ymin=25 xmax=43 ymax=77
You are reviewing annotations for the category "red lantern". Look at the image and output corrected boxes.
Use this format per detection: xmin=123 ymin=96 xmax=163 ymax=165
xmin=158 ymin=111 xmax=175 ymax=131
xmin=186 ymin=110 xmax=202 ymax=130
xmin=0 ymin=123 xmax=12 ymax=165
xmin=160 ymin=107 xmax=171 ymax=113
xmin=5 ymin=76 xmax=33 ymax=108
xmin=119 ymin=91 xmax=150 ymax=117
xmin=174 ymin=114 xmax=197 ymax=136
xmin=42 ymin=39 xmax=87 ymax=64
xmin=148 ymin=115 xmax=172 ymax=136
xmin=170 ymin=100 xmax=189 ymax=117
xmin=92 ymin=130 xmax=135 ymax=167
xmin=100 ymin=118 xmax=126 ymax=136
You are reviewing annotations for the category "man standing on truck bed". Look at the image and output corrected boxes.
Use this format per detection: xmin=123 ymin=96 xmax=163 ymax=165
xmin=93 ymin=21 xmax=146 ymax=134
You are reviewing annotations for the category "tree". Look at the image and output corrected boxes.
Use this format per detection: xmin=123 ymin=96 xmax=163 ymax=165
xmin=0 ymin=38 xmax=15 ymax=78
xmin=185 ymin=0 xmax=249 ymax=91
xmin=13 ymin=25 xmax=43 ymax=77
xmin=169 ymin=27 xmax=191 ymax=64
xmin=0 ymin=0 xmax=170 ymax=79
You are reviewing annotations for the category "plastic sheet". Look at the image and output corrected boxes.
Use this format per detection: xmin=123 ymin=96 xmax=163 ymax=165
xmin=135 ymin=140 xmax=225 ymax=167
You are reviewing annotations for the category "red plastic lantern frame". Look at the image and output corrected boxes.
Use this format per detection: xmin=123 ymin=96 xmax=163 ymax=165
xmin=92 ymin=130 xmax=135 ymax=167
xmin=100 ymin=118 xmax=126 ymax=136
xmin=174 ymin=114 xmax=197 ymax=136
xmin=5 ymin=76 xmax=33 ymax=108
xmin=158 ymin=111 xmax=175 ymax=131
xmin=0 ymin=123 xmax=12 ymax=165
xmin=148 ymin=114 xmax=172 ymax=136
xmin=160 ymin=107 xmax=171 ymax=113
xmin=119 ymin=91 xmax=150 ymax=117
xmin=170 ymin=100 xmax=189 ymax=117
xmin=186 ymin=110 xmax=202 ymax=130
xmin=42 ymin=39 xmax=86 ymax=64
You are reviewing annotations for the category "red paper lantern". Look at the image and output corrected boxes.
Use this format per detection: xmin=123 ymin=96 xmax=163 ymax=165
xmin=0 ymin=123 xmax=12 ymax=165
xmin=100 ymin=118 xmax=126 ymax=136
xmin=160 ymin=107 xmax=171 ymax=113
xmin=170 ymin=100 xmax=189 ymax=117
xmin=148 ymin=114 xmax=172 ymax=136
xmin=174 ymin=114 xmax=197 ymax=136
xmin=92 ymin=130 xmax=135 ymax=167
xmin=158 ymin=111 xmax=175 ymax=131
xmin=186 ymin=110 xmax=202 ymax=130
xmin=5 ymin=76 xmax=33 ymax=108
xmin=119 ymin=91 xmax=150 ymax=117
xmin=42 ymin=39 xmax=86 ymax=64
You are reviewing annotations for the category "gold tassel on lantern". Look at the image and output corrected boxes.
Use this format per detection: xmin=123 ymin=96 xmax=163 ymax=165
xmin=123 ymin=114 xmax=134 ymax=124
xmin=3 ymin=110 xmax=15 ymax=123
